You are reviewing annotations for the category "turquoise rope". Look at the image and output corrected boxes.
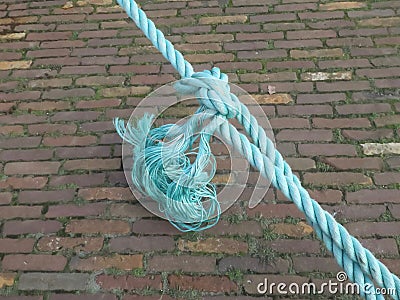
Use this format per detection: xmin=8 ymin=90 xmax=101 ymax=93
xmin=113 ymin=0 xmax=400 ymax=298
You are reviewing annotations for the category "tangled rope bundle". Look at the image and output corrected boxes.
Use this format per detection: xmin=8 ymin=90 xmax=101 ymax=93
xmin=112 ymin=0 xmax=400 ymax=298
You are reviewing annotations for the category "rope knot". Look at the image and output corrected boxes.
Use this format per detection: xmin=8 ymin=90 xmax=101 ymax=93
xmin=174 ymin=67 xmax=238 ymax=119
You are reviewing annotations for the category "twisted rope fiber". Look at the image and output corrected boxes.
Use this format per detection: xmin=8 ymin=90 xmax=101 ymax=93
xmin=114 ymin=0 xmax=400 ymax=298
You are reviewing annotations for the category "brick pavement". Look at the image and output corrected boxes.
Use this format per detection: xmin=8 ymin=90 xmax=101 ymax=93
xmin=0 ymin=0 xmax=399 ymax=299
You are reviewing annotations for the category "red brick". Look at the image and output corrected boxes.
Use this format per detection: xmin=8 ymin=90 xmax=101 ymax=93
xmin=77 ymin=187 xmax=132 ymax=201
xmin=299 ymin=11 xmax=344 ymax=19
xmin=278 ymin=105 xmax=332 ymax=116
xmin=148 ymin=255 xmax=215 ymax=273
xmin=374 ymin=172 xmax=400 ymax=185
xmin=357 ymin=67 xmax=400 ymax=79
xmin=375 ymin=79 xmax=400 ymax=88
xmin=178 ymin=237 xmax=248 ymax=254
xmin=28 ymin=78 xmax=72 ymax=89
xmin=3 ymin=220 xmax=62 ymax=235
xmin=109 ymin=203 xmax=152 ymax=218
xmin=312 ymin=117 xmax=371 ymax=128
xmin=327 ymin=37 xmax=373 ymax=47
xmin=110 ymin=236 xmax=175 ymax=252
xmin=207 ymin=220 xmax=263 ymax=236
xmin=323 ymin=157 xmax=383 ymax=170
xmin=169 ymin=275 xmax=237 ymax=292
xmin=131 ymin=220 xmax=181 ymax=235
xmin=269 ymin=117 xmax=310 ymax=129
xmin=37 ymin=237 xmax=103 ymax=252
xmin=19 ymin=101 xmax=70 ymax=111
xmin=298 ymin=144 xmax=357 ymax=156
xmin=63 ymin=158 xmax=120 ymax=171
xmin=275 ymin=3 xmax=317 ymax=11
xmin=347 ymin=189 xmax=399 ymax=204
xmin=66 ymin=220 xmax=131 ymax=234
xmin=319 ymin=58 xmax=371 ymax=69
xmin=0 ymin=149 xmax=53 ymax=161
xmin=96 ymin=275 xmax=162 ymax=290
xmin=323 ymin=204 xmax=386 ymax=220
xmin=80 ymin=121 xmax=115 ymax=132
xmin=0 ymin=206 xmax=42 ymax=219
xmin=0 ymin=91 xmax=41 ymax=103
xmin=351 ymin=47 xmax=397 ymax=57
xmin=81 ymin=56 xmax=129 ymax=65
xmin=18 ymin=189 xmax=74 ymax=204
xmin=33 ymin=57 xmax=80 ymax=66
xmin=40 ymin=40 xmax=86 ymax=49
xmin=361 ymin=238 xmax=399 ymax=256
xmin=43 ymin=136 xmax=97 ymax=147
xmin=336 ymin=103 xmax=391 ymax=115
xmin=269 ymin=239 xmax=321 ymax=254
xmin=76 ymin=99 xmax=121 ymax=109
xmin=2 ymin=254 xmax=67 ymax=271
xmin=50 ymin=294 xmax=116 ymax=300
xmin=4 ymin=162 xmax=60 ymax=175
xmin=0 ymin=192 xmax=12 ymax=205
xmin=304 ymin=172 xmax=372 ymax=186
xmin=308 ymin=189 xmax=343 ymax=204
xmin=55 ymin=146 xmax=110 ymax=159
xmin=26 ymin=49 xmax=71 ymax=58
xmin=28 ymin=124 xmax=77 ymax=135
xmin=238 ymin=49 xmax=287 ymax=59
xmin=274 ymin=39 xmax=322 ymax=48
xmin=317 ymin=81 xmax=370 ymax=91
xmin=345 ymin=221 xmax=399 ymax=237
xmin=371 ymin=56 xmax=400 ymax=67
xmin=4 ymin=177 xmax=48 ymax=189
xmin=0 ymin=238 xmax=35 ymax=253
xmin=276 ymin=129 xmax=332 ymax=141
xmin=297 ymin=93 xmax=347 ymax=104
xmin=76 ymin=76 xmax=125 ymax=86
xmin=292 ymin=256 xmax=341 ymax=273
xmin=70 ymin=254 xmax=143 ymax=271
xmin=0 ymin=136 xmax=41 ymax=149
xmin=44 ymin=88 xmax=95 ymax=100
xmin=60 ymin=65 xmax=106 ymax=75
xmin=49 ymin=173 xmax=105 ymax=187
xmin=309 ymin=19 xmax=355 ymax=29
xmin=247 ymin=203 xmax=305 ymax=218
xmin=46 ymin=203 xmax=106 ymax=218
xmin=342 ymin=129 xmax=393 ymax=140
xmin=267 ymin=60 xmax=315 ymax=70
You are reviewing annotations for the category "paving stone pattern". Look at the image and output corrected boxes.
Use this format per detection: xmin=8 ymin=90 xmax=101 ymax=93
xmin=0 ymin=0 xmax=399 ymax=299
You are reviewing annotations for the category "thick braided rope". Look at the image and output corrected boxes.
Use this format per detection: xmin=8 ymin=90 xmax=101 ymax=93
xmin=114 ymin=0 xmax=400 ymax=298
xmin=177 ymin=74 xmax=400 ymax=298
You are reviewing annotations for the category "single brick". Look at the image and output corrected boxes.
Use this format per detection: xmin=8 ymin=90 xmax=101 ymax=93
xmin=2 ymin=254 xmax=67 ymax=271
xmin=46 ymin=203 xmax=107 ymax=218
xmin=96 ymin=275 xmax=162 ymax=291
xmin=18 ymin=189 xmax=75 ymax=204
xmin=63 ymin=158 xmax=120 ymax=171
xmin=169 ymin=275 xmax=238 ymax=293
xmin=110 ymin=236 xmax=175 ymax=252
xmin=323 ymin=157 xmax=383 ymax=170
xmin=37 ymin=237 xmax=103 ymax=252
xmin=66 ymin=220 xmax=130 ymax=234
xmin=178 ymin=238 xmax=248 ymax=254
xmin=4 ymin=162 xmax=60 ymax=175
xmin=0 ymin=206 xmax=42 ymax=219
xmin=18 ymin=273 xmax=90 ymax=291
xmin=304 ymin=172 xmax=372 ymax=186
xmin=0 ymin=238 xmax=35 ymax=253
xmin=148 ymin=255 xmax=216 ymax=273
xmin=70 ymin=254 xmax=143 ymax=271
xmin=3 ymin=220 xmax=62 ymax=236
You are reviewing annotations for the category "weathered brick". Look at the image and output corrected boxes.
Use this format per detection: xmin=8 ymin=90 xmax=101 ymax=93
xmin=358 ymin=16 xmax=400 ymax=27
xmin=297 ymin=93 xmax=346 ymax=104
xmin=362 ymin=143 xmax=400 ymax=155
xmin=78 ymin=187 xmax=132 ymax=201
xmin=312 ymin=117 xmax=371 ymax=128
xmin=60 ymin=65 xmax=106 ymax=75
xmin=0 ymin=149 xmax=53 ymax=161
xmin=27 ymin=49 xmax=70 ymax=58
xmin=304 ymin=172 xmax=372 ymax=186
xmin=4 ymin=162 xmax=60 ymax=175
xmin=12 ymin=68 xmax=56 ymax=79
xmin=247 ymin=203 xmax=305 ymax=219
xmin=49 ymin=173 xmax=105 ymax=187
xmin=276 ymin=129 xmax=332 ymax=141
xmin=199 ymin=15 xmax=247 ymax=24
xmin=148 ymin=255 xmax=215 ymax=273
xmin=345 ymin=221 xmax=399 ymax=237
xmin=207 ymin=220 xmax=263 ymax=236
xmin=269 ymin=240 xmax=321 ymax=254
xmin=43 ymin=136 xmax=97 ymax=147
xmin=342 ymin=129 xmax=393 ymax=141
xmin=0 ymin=192 xmax=12 ymax=205
xmin=301 ymin=71 xmax=352 ymax=81
xmin=293 ymin=256 xmax=341 ymax=273
xmin=63 ymin=158 xmax=120 ymax=171
xmin=3 ymin=220 xmax=62 ymax=236
xmin=37 ymin=237 xmax=103 ymax=252
xmin=49 ymin=294 xmax=116 ymax=300
xmin=110 ymin=236 xmax=175 ymax=252
xmin=28 ymin=124 xmax=77 ymax=134
xmin=66 ymin=220 xmax=131 ymax=234
xmin=76 ymin=75 xmax=125 ymax=86
xmin=299 ymin=143 xmax=357 ymax=156
xmin=3 ymin=177 xmax=48 ymax=189
xmin=0 ymin=273 xmax=16 ymax=289
xmin=290 ymin=48 xmax=343 ymax=58
xmin=46 ymin=203 xmax=106 ymax=218
xmin=375 ymin=79 xmax=400 ymax=88
xmin=96 ymin=275 xmax=162 ymax=291
xmin=308 ymin=189 xmax=343 ymax=204
xmin=19 ymin=101 xmax=70 ymax=111
xmin=132 ymin=220 xmax=182 ymax=235
xmin=0 ymin=238 xmax=35 ymax=253
xmin=55 ymin=146 xmax=110 ymax=159
xmin=28 ymin=78 xmax=72 ymax=88
xmin=275 ymin=3 xmax=317 ymax=11
xmin=319 ymin=58 xmax=371 ymax=69
xmin=0 ymin=206 xmax=42 ymax=219
xmin=0 ymin=137 xmax=41 ymax=149
xmin=320 ymin=1 xmax=366 ymax=10
xmin=44 ymin=88 xmax=95 ymax=100
xmin=357 ymin=67 xmax=400 ymax=79
xmin=323 ymin=157 xmax=383 ymax=170
xmin=269 ymin=117 xmax=309 ymax=129
xmin=346 ymin=189 xmax=399 ymax=204
xmin=0 ymin=60 xmax=32 ymax=70
xmin=169 ymin=275 xmax=237 ymax=292
xmin=70 ymin=254 xmax=143 ymax=271
xmin=374 ymin=172 xmax=400 ymax=185
xmin=2 ymin=254 xmax=67 ymax=271
xmin=278 ymin=105 xmax=332 ymax=116
xmin=178 ymin=237 xmax=248 ymax=254
xmin=18 ymin=189 xmax=74 ymax=204
xmin=336 ymin=103 xmax=391 ymax=115
xmin=19 ymin=273 xmax=90 ymax=291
